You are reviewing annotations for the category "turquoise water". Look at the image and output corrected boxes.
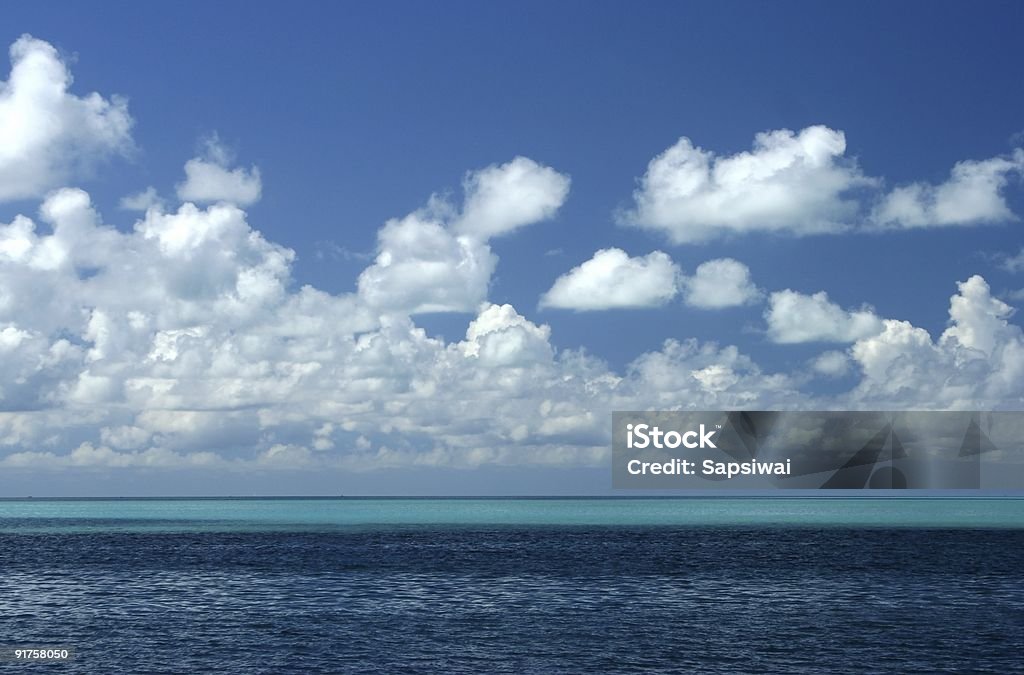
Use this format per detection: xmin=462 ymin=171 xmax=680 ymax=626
xmin=0 ymin=497 xmax=1022 ymax=532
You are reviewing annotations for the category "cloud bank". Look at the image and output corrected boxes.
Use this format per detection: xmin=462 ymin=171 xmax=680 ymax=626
xmin=4 ymin=182 xmax=1022 ymax=471
xmin=1 ymin=37 xmax=1023 ymax=477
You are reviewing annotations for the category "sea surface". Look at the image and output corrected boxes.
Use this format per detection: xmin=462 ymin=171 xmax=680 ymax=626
xmin=0 ymin=498 xmax=1022 ymax=673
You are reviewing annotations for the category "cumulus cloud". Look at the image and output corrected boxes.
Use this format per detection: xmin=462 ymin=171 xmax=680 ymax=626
xmin=0 ymin=180 xmax=810 ymax=471
xmin=3 ymin=37 xmax=1024 ymax=475
xmin=460 ymin=304 xmax=553 ymax=365
xmin=619 ymin=126 xmax=1024 ymax=242
xmin=624 ymin=338 xmax=802 ymax=409
xmin=620 ymin=125 xmax=876 ymax=243
xmin=871 ymin=150 xmax=1024 ymax=228
xmin=850 ymin=276 xmax=1024 ymax=407
xmin=539 ymin=248 xmax=680 ymax=310
xmin=176 ymin=136 xmax=262 ymax=206
xmin=2 ymin=176 xmax=1022 ymax=472
xmin=942 ymin=274 xmax=1016 ymax=356
xmin=540 ymin=252 xmax=760 ymax=312
xmin=357 ymin=207 xmax=496 ymax=315
xmin=766 ymin=289 xmax=884 ymax=344
xmin=119 ymin=187 xmax=162 ymax=212
xmin=810 ymin=350 xmax=852 ymax=377
xmin=453 ymin=156 xmax=571 ymax=239
xmin=0 ymin=35 xmax=133 ymax=202
xmin=359 ymin=159 xmax=570 ymax=315
xmin=682 ymin=258 xmax=761 ymax=309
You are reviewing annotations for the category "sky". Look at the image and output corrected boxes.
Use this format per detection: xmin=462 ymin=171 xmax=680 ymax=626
xmin=1 ymin=1 xmax=1023 ymax=495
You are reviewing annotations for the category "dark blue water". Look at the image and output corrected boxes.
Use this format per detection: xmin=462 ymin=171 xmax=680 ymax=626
xmin=2 ymin=524 xmax=1023 ymax=673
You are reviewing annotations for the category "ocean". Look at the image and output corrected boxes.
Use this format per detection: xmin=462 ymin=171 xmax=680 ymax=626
xmin=1 ymin=498 xmax=1022 ymax=673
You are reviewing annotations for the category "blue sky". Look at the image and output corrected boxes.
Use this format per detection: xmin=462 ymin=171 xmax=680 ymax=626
xmin=1 ymin=2 xmax=1023 ymax=495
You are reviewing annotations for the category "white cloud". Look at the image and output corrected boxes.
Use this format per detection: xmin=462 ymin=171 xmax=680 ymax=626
xmin=850 ymin=276 xmax=1024 ymax=408
xmin=0 ymin=181 xmax=808 ymax=471
xmin=539 ymin=248 xmax=680 ymax=310
xmin=7 ymin=182 xmax=1015 ymax=473
xmin=810 ymin=350 xmax=851 ymax=377
xmin=620 ymin=125 xmax=875 ymax=243
xmin=176 ymin=137 xmax=262 ymax=206
xmin=258 ymin=443 xmax=314 ymax=468
xmin=872 ymin=151 xmax=1023 ymax=228
xmin=623 ymin=338 xmax=802 ymax=409
xmin=766 ymin=289 xmax=884 ymax=344
xmin=683 ymin=258 xmax=761 ymax=309
xmin=357 ymin=208 xmax=496 ymax=314
xmin=540 ymin=251 xmax=760 ymax=313
xmin=0 ymin=35 xmax=133 ymax=202
xmin=1000 ymin=247 xmax=1024 ymax=274
xmin=3 ymin=37 xmax=1024 ymax=475
xmin=620 ymin=126 xmax=1024 ymax=242
xmin=358 ymin=158 xmax=569 ymax=315
xmin=941 ymin=274 xmax=1015 ymax=356
xmin=2 ymin=179 xmax=1021 ymax=472
xmin=460 ymin=303 xmax=553 ymax=366
xmin=119 ymin=187 xmax=162 ymax=212
xmin=100 ymin=425 xmax=152 ymax=450
xmin=2 ymin=443 xmax=225 ymax=469
xmin=453 ymin=156 xmax=571 ymax=239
